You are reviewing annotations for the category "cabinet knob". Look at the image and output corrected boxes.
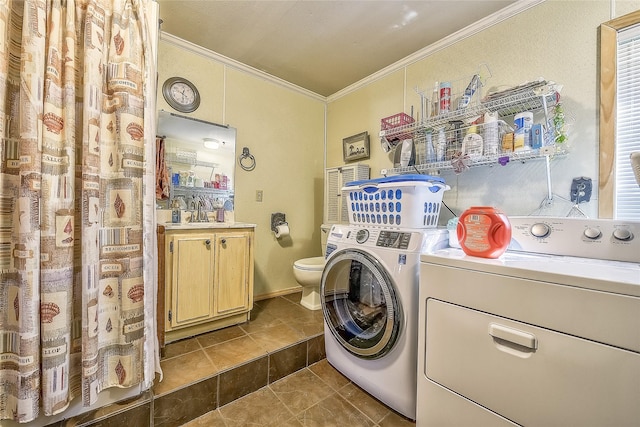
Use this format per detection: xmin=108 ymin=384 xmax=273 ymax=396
xmin=205 ymin=239 xmax=211 ymax=245
xmin=221 ymin=239 xmax=227 ymax=244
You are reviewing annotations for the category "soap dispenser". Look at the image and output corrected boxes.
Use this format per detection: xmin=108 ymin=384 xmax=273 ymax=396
xmin=171 ymin=199 xmax=181 ymax=223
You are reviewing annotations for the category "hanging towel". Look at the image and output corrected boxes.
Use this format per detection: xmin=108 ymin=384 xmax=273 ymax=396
xmin=156 ymin=136 xmax=170 ymax=200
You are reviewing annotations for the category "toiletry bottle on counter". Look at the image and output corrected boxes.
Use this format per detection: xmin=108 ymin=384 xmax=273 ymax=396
xmin=171 ymin=199 xmax=181 ymax=223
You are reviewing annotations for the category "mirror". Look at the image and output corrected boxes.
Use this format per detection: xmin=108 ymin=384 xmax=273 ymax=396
xmin=157 ymin=110 xmax=236 ymax=214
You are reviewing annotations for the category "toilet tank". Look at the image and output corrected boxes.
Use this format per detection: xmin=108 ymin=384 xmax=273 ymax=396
xmin=320 ymin=224 xmax=331 ymax=256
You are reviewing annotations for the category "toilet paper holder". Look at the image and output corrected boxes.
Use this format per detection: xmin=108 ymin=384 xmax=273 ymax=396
xmin=271 ymin=212 xmax=287 ymax=232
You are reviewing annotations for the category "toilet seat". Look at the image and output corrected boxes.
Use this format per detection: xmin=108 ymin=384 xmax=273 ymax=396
xmin=293 ymin=256 xmax=325 ymax=271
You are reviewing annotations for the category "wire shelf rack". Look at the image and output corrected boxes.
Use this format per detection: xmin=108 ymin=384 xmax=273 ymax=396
xmin=382 ymin=79 xmax=564 ymax=174
xmin=391 ymin=146 xmax=568 ymax=175
xmin=166 ymin=152 xmax=219 ymax=169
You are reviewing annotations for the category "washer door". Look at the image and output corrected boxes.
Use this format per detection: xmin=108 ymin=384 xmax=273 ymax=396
xmin=321 ymin=248 xmax=402 ymax=359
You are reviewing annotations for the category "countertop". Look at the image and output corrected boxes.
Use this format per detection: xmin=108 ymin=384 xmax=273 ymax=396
xmin=160 ymin=222 xmax=256 ymax=230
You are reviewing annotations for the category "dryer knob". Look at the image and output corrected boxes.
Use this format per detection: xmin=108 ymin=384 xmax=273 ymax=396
xmin=583 ymin=227 xmax=602 ymax=240
xmin=530 ymin=223 xmax=551 ymax=238
xmin=612 ymin=228 xmax=633 ymax=241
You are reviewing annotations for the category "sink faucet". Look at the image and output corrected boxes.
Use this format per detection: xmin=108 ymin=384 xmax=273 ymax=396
xmin=189 ymin=199 xmax=209 ymax=222
xmin=197 ymin=201 xmax=209 ymax=222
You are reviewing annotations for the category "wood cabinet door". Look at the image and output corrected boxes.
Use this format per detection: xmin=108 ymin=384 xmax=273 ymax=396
xmin=214 ymin=232 xmax=251 ymax=316
xmin=170 ymin=233 xmax=215 ymax=328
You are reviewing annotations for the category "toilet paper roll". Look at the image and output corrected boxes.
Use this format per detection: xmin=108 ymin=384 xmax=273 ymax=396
xmin=274 ymin=224 xmax=290 ymax=239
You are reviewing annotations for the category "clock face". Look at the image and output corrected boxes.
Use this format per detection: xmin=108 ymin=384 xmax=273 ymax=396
xmin=162 ymin=77 xmax=200 ymax=113
xmin=170 ymin=82 xmax=196 ymax=106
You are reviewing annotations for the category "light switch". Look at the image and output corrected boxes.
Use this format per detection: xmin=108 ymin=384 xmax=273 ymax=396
xmin=256 ymin=190 xmax=263 ymax=202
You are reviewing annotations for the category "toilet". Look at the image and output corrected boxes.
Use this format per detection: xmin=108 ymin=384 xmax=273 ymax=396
xmin=293 ymin=224 xmax=331 ymax=310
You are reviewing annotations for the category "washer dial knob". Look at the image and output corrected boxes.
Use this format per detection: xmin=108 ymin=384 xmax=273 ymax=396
xmin=530 ymin=223 xmax=551 ymax=238
xmin=355 ymin=229 xmax=369 ymax=244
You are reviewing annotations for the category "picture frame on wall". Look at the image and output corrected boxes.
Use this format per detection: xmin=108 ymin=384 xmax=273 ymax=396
xmin=343 ymin=131 xmax=370 ymax=162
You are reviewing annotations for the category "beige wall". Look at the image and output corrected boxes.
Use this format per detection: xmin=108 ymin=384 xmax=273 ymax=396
xmin=157 ymin=0 xmax=639 ymax=297
xmin=158 ymin=38 xmax=325 ymax=298
xmin=327 ymin=0 xmax=640 ymax=219
xmin=327 ymin=70 xmax=405 ymax=170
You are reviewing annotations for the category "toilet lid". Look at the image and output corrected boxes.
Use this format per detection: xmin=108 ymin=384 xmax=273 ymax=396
xmin=294 ymin=256 xmax=325 ymax=271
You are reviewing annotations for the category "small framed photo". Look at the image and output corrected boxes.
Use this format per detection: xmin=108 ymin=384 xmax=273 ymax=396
xmin=343 ymin=132 xmax=370 ymax=162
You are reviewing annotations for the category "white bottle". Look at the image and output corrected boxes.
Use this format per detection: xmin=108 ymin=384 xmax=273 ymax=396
xmin=483 ymin=112 xmax=499 ymax=156
xmin=431 ymin=82 xmax=439 ymax=117
xmin=436 ymin=128 xmax=446 ymax=161
xmin=425 ymin=130 xmax=436 ymax=162
xmin=399 ymin=139 xmax=415 ymax=167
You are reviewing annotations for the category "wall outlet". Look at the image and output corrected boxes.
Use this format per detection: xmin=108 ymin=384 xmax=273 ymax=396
xmin=256 ymin=190 xmax=263 ymax=202
xmin=570 ymin=177 xmax=592 ymax=203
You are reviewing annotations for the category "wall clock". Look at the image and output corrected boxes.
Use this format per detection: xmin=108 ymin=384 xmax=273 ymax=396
xmin=162 ymin=77 xmax=200 ymax=113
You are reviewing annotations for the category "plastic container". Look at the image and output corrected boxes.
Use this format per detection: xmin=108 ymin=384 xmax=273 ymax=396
xmin=439 ymin=82 xmax=452 ymax=112
xmin=447 ymin=217 xmax=460 ymax=248
xmin=457 ymin=206 xmax=511 ymax=258
xmin=344 ymin=174 xmax=450 ymax=228
xmin=461 ymin=133 xmax=483 ymax=158
xmin=483 ymin=112 xmax=500 ymax=156
xmin=170 ymin=199 xmax=181 ymax=223
xmin=380 ymin=112 xmax=415 ymax=142
xmin=514 ymin=111 xmax=534 ymax=150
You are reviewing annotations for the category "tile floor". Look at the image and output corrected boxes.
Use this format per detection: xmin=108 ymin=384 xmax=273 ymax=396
xmin=157 ymin=292 xmax=415 ymax=426
xmin=154 ymin=292 xmax=326 ymax=397
xmin=183 ymin=360 xmax=415 ymax=427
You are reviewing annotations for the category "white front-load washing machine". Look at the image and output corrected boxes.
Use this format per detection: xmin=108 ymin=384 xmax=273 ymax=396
xmin=321 ymin=223 xmax=448 ymax=420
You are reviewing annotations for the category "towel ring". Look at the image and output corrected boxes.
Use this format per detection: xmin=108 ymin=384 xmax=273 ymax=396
xmin=238 ymin=147 xmax=256 ymax=171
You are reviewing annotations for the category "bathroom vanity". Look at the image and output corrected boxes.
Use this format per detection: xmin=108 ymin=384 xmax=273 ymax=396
xmin=157 ymin=222 xmax=255 ymax=347
xmin=156 ymin=111 xmax=251 ymax=347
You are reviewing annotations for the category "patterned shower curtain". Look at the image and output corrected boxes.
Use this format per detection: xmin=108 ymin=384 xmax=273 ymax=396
xmin=0 ymin=0 xmax=158 ymax=423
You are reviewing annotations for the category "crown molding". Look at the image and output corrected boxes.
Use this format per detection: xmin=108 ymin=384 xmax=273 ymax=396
xmin=327 ymin=0 xmax=545 ymax=102
xmin=160 ymin=0 xmax=545 ymax=104
xmin=160 ymin=32 xmax=327 ymax=102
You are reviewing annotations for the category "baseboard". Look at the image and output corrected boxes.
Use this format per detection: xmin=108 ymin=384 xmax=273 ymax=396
xmin=254 ymin=286 xmax=302 ymax=301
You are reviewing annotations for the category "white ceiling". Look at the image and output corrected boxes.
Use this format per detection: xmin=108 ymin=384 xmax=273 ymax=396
xmin=157 ymin=1 xmax=518 ymax=97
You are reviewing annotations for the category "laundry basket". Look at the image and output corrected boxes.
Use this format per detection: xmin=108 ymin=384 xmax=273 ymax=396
xmin=343 ymin=174 xmax=450 ymax=228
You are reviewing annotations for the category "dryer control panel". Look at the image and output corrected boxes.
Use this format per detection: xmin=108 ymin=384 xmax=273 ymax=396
xmin=508 ymin=216 xmax=640 ymax=262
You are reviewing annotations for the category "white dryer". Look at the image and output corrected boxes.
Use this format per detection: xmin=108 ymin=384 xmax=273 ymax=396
xmin=321 ymin=223 xmax=448 ymax=420
xmin=417 ymin=217 xmax=640 ymax=426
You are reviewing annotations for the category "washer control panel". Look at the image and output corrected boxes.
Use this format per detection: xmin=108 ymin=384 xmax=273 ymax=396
xmin=376 ymin=230 xmax=412 ymax=249
xmin=508 ymin=216 xmax=640 ymax=262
